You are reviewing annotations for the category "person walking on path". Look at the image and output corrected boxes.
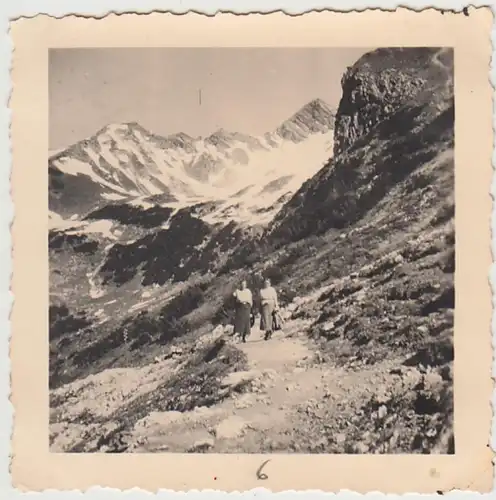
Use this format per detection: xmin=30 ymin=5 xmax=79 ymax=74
xmin=233 ymin=280 xmax=253 ymax=343
xmin=259 ymin=278 xmax=279 ymax=341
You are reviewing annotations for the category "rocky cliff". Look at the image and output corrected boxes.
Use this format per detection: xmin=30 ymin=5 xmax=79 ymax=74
xmin=333 ymin=48 xmax=449 ymax=156
xmin=269 ymin=47 xmax=454 ymax=243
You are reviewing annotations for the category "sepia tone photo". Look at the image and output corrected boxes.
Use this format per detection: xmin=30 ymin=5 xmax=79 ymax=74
xmin=10 ymin=9 xmax=493 ymax=493
xmin=48 ymin=46 xmax=456 ymax=455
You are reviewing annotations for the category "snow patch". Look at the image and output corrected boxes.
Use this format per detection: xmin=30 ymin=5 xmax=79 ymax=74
xmin=66 ymin=220 xmax=116 ymax=240
xmin=102 ymin=192 xmax=126 ymax=201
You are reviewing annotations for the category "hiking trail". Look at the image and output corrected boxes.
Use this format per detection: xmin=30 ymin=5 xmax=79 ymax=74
xmin=126 ymin=316 xmax=400 ymax=453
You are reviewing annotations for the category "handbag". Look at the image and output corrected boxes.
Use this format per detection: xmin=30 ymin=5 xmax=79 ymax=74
xmin=250 ymin=311 xmax=255 ymax=328
xmin=272 ymin=310 xmax=283 ymax=331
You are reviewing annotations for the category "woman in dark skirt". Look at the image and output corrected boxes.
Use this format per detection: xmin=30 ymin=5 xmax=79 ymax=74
xmin=233 ymin=280 xmax=253 ymax=343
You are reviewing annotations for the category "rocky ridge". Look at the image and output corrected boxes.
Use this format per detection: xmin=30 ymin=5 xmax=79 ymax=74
xmin=268 ymin=48 xmax=453 ymax=243
xmin=333 ymin=47 xmax=452 ymax=156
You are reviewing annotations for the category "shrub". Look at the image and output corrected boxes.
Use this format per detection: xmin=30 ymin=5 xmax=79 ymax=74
xmin=49 ymin=304 xmax=91 ymax=341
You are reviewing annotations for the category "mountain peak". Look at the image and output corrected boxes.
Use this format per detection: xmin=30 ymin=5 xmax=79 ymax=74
xmin=302 ymin=98 xmax=333 ymax=112
xmin=96 ymin=121 xmax=148 ymax=138
xmin=275 ymin=98 xmax=335 ymax=143
xmin=205 ymin=128 xmax=238 ymax=147
xmin=207 ymin=128 xmax=232 ymax=140
xmin=293 ymin=98 xmax=334 ymax=121
xmin=168 ymin=131 xmax=195 ymax=143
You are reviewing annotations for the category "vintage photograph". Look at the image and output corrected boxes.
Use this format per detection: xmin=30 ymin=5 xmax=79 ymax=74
xmin=48 ymin=46 xmax=455 ymax=455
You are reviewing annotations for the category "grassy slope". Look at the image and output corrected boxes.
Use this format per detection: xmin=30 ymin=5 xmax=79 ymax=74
xmin=49 ymin=205 xmax=254 ymax=389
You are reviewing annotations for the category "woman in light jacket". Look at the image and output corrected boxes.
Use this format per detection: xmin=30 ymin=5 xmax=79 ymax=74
xmin=233 ymin=280 xmax=253 ymax=343
xmin=259 ymin=278 xmax=279 ymax=341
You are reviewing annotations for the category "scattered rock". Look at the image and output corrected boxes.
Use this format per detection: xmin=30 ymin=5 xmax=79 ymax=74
xmin=256 ymin=395 xmax=272 ymax=405
xmin=321 ymin=321 xmax=335 ymax=333
xmin=263 ymin=368 xmax=278 ymax=380
xmin=422 ymin=371 xmax=444 ymax=392
xmin=375 ymin=391 xmax=390 ymax=404
xmin=215 ymin=416 xmax=249 ymax=440
xmin=354 ymin=442 xmax=370 ymax=454
xmin=313 ymin=352 xmax=325 ymax=364
xmin=438 ymin=364 xmax=453 ymax=382
xmin=212 ymin=325 xmax=224 ymax=336
xmin=389 ymin=430 xmax=400 ymax=448
xmin=281 ymin=310 xmax=293 ymax=320
xmin=135 ymin=411 xmax=183 ymax=432
xmin=220 ymin=369 xmax=262 ymax=390
xmin=170 ymin=346 xmax=184 ymax=357
xmin=189 ymin=438 xmax=214 ymax=452
xmin=402 ymin=368 xmax=423 ymax=388
xmin=426 ymin=427 xmax=438 ymax=438
xmin=234 ymin=394 xmax=256 ymax=409
xmin=224 ymin=324 xmax=234 ymax=335
xmin=378 ymin=405 xmax=388 ymax=419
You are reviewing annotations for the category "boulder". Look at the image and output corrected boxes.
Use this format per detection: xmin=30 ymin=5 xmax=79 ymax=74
xmin=215 ymin=416 xmax=249 ymax=440
xmin=188 ymin=438 xmax=215 ymax=452
xmin=220 ymin=369 xmax=263 ymax=389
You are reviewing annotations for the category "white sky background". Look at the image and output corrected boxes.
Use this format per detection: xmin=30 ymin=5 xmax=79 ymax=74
xmin=49 ymin=47 xmax=371 ymax=150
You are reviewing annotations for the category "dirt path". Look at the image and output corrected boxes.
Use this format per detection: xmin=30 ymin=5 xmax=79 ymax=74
xmin=50 ymin=291 xmax=451 ymax=454
xmin=125 ymin=319 xmax=400 ymax=453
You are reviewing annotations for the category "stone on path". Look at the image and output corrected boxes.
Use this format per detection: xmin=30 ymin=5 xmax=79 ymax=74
xmin=215 ymin=416 xmax=249 ymax=440
xmin=189 ymin=438 xmax=215 ymax=452
xmin=221 ymin=369 xmax=262 ymax=389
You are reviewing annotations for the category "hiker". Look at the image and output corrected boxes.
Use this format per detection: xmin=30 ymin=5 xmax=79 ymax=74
xmin=233 ymin=280 xmax=253 ymax=343
xmin=259 ymin=278 xmax=279 ymax=341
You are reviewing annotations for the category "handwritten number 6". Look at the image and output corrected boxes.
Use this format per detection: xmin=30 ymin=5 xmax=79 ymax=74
xmin=256 ymin=460 xmax=270 ymax=480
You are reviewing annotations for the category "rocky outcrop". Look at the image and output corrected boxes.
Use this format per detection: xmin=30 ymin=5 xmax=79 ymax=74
xmin=49 ymin=164 xmax=110 ymax=218
xmin=49 ymin=230 xmax=100 ymax=254
xmin=98 ymin=208 xmax=212 ymax=286
xmin=333 ymin=48 xmax=446 ymax=156
xmin=84 ymin=202 xmax=174 ymax=229
xmin=268 ymin=47 xmax=454 ymax=243
xmin=98 ymin=207 xmax=255 ymax=287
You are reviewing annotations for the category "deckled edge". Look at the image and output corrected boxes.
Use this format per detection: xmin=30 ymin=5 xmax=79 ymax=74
xmin=3 ymin=3 xmax=13 ymax=498
xmin=6 ymin=4 xmax=492 ymax=22
xmin=3 ymin=1 xmax=495 ymax=497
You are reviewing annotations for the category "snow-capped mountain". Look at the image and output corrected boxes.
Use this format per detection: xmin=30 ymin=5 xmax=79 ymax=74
xmin=274 ymin=98 xmax=336 ymax=143
xmin=49 ymin=99 xmax=335 ymax=220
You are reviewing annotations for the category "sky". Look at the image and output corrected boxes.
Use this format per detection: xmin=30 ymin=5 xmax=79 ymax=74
xmin=49 ymin=47 xmax=371 ymax=151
